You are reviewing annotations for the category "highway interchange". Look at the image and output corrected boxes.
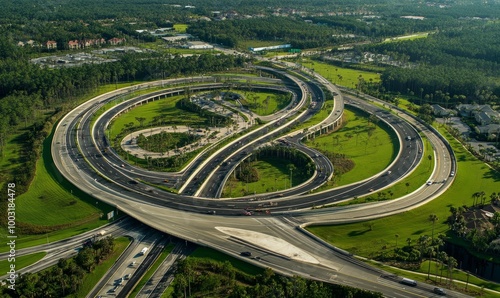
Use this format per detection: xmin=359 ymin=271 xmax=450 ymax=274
xmin=44 ymin=64 xmax=467 ymax=297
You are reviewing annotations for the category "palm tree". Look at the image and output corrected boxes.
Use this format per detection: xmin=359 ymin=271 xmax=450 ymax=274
xmin=427 ymin=214 xmax=439 ymax=278
xmin=472 ymin=191 xmax=481 ymax=207
xmin=395 ymin=234 xmax=399 ymax=249
xmin=287 ymin=164 xmax=296 ymax=188
xmin=447 ymin=256 xmax=458 ymax=286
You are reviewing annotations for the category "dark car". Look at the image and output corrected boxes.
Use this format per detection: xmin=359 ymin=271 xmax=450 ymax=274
xmin=240 ymin=251 xmax=252 ymax=257
xmin=433 ymin=287 xmax=446 ymax=295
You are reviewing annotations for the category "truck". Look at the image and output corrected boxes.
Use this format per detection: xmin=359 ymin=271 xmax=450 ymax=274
xmin=97 ymin=230 xmax=106 ymax=236
xmin=140 ymin=247 xmax=148 ymax=255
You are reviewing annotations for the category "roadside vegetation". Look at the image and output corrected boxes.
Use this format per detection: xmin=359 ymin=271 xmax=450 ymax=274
xmin=167 ymin=246 xmax=382 ymax=298
xmin=0 ymin=236 xmax=128 ymax=298
xmin=0 ymin=252 xmax=46 ymax=273
xmin=297 ymin=59 xmax=381 ymax=88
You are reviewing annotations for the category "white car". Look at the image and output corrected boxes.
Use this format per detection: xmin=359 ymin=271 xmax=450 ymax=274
xmin=426 ymin=181 xmax=432 ymax=186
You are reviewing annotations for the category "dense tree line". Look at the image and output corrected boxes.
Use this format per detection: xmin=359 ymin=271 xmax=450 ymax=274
xmin=177 ymin=97 xmax=234 ymax=127
xmin=187 ymin=17 xmax=341 ymax=49
xmin=173 ymin=258 xmax=383 ymax=298
xmin=448 ymin=195 xmax=500 ymax=254
xmin=1 ymin=237 xmax=115 ymax=297
xmin=255 ymin=145 xmax=316 ymax=177
xmin=360 ymin=23 xmax=500 ymax=105
xmin=137 ymin=132 xmax=200 ymax=153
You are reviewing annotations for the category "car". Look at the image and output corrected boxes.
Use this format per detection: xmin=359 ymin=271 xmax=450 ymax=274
xmin=124 ymin=273 xmax=131 ymax=280
xmin=129 ymin=261 xmax=136 ymax=267
xmin=433 ymin=287 xmax=446 ymax=295
xmin=400 ymin=278 xmax=417 ymax=286
xmin=121 ymin=164 xmax=125 ymax=168
xmin=450 ymin=171 xmax=455 ymax=177
xmin=240 ymin=251 xmax=252 ymax=257
xmin=207 ymin=210 xmax=216 ymax=215
xmin=386 ymin=170 xmax=392 ymax=175
xmin=426 ymin=181 xmax=432 ymax=186
xmin=368 ymin=188 xmax=374 ymax=192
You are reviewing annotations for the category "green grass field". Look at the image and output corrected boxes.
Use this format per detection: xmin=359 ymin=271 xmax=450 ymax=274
xmin=222 ymin=156 xmax=307 ymax=197
xmin=382 ymin=32 xmax=431 ymax=43
xmin=239 ymin=90 xmax=289 ymax=116
xmin=173 ymin=24 xmax=188 ymax=33
xmin=189 ymin=246 xmax=264 ymax=276
xmin=0 ymin=128 xmax=117 ymax=252
xmin=305 ymin=107 xmax=397 ymax=186
xmin=299 ymin=59 xmax=381 ymax=89
xmin=73 ymin=236 xmax=131 ymax=297
xmin=333 ymin=135 xmax=434 ymax=206
xmin=0 ymin=252 xmax=46 ymax=273
xmin=293 ymin=99 xmax=334 ymax=132
xmin=108 ymin=94 xmax=202 ymax=140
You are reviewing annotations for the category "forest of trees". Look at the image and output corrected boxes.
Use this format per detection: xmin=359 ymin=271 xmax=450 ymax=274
xmin=1 ymin=237 xmax=116 ymax=297
xmin=359 ymin=22 xmax=500 ymax=105
xmin=173 ymin=258 xmax=383 ymax=298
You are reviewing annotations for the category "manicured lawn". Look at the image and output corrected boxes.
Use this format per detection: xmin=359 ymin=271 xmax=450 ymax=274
xmin=74 ymin=236 xmax=131 ymax=297
xmin=293 ymin=98 xmax=334 ymax=132
xmin=337 ymin=136 xmax=434 ymax=205
xmin=305 ymin=107 xmax=397 ymax=186
xmin=239 ymin=40 xmax=288 ymax=50
xmin=0 ymin=252 xmax=46 ymax=273
xmin=239 ymin=90 xmax=290 ymax=116
xmin=16 ymin=138 xmax=101 ymax=227
xmin=382 ymin=32 xmax=431 ymax=43
xmin=108 ymin=94 xmax=203 ymax=140
xmin=129 ymin=244 xmax=174 ymax=297
xmin=173 ymin=24 xmax=188 ymax=33
xmin=299 ymin=59 xmax=381 ymax=88
xmin=8 ymin=130 xmax=116 ymax=252
xmin=222 ymin=156 xmax=307 ymax=197
xmin=189 ymin=247 xmax=264 ymax=276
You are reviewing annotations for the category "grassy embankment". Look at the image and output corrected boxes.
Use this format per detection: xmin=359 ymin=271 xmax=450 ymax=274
xmin=0 ymin=252 xmax=46 ymax=273
xmin=73 ymin=236 xmax=131 ymax=297
xmin=307 ymin=123 xmax=500 ymax=294
xmin=222 ymin=156 xmax=308 ymax=197
xmin=239 ymin=91 xmax=289 ymax=116
xmin=0 ymin=84 xmax=140 ymax=252
xmin=299 ymin=59 xmax=381 ymax=88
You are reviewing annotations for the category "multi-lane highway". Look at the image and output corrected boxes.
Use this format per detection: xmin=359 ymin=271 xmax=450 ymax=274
xmin=48 ymin=66 xmax=464 ymax=297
